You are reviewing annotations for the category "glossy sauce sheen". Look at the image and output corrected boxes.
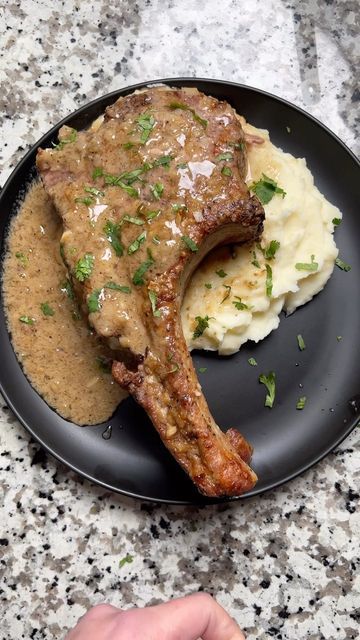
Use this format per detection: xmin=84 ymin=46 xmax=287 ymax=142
xmin=2 ymin=182 xmax=127 ymax=425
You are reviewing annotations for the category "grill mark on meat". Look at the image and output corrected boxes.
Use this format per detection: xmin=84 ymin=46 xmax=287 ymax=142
xmin=36 ymin=86 xmax=265 ymax=497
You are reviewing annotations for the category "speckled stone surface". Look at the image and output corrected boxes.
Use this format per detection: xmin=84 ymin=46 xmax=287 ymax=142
xmin=0 ymin=1 xmax=359 ymax=639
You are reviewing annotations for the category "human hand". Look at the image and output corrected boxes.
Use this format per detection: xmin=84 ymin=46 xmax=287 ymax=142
xmin=64 ymin=592 xmax=245 ymax=639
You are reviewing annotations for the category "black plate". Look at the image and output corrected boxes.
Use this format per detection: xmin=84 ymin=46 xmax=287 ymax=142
xmin=0 ymin=78 xmax=359 ymax=504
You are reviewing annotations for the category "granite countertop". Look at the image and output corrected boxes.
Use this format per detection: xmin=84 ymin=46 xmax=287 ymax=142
xmin=0 ymin=1 xmax=359 ymax=639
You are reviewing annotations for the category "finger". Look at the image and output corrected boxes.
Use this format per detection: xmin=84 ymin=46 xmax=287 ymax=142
xmin=64 ymin=604 xmax=119 ymax=639
xmin=123 ymin=593 xmax=245 ymax=640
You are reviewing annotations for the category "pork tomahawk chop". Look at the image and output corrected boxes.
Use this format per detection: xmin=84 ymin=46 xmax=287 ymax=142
xmin=36 ymin=86 xmax=264 ymax=497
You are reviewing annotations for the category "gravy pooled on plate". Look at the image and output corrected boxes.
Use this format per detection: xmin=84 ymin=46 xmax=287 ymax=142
xmin=2 ymin=182 xmax=126 ymax=425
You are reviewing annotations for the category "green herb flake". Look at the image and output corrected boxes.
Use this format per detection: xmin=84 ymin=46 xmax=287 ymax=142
xmin=332 ymin=217 xmax=341 ymax=226
xmin=198 ymin=367 xmax=207 ymax=373
xmin=181 ymin=235 xmax=198 ymax=252
xmin=248 ymin=357 xmax=258 ymax=366
xmin=119 ymin=554 xmax=134 ymax=568
xmin=216 ymin=152 xmax=233 ymax=162
xmin=296 ymin=396 xmax=307 ymax=410
xmin=132 ymin=249 xmax=154 ymax=286
xmin=150 ymin=182 xmax=164 ymax=200
xmin=251 ymin=250 xmax=260 ymax=269
xmin=53 ymin=128 xmax=77 ymax=151
xmin=96 ymin=356 xmax=112 ymax=373
xmin=15 ymin=251 xmax=28 ymax=267
xmin=40 ymin=302 xmax=55 ymax=317
xmin=335 ymin=257 xmax=351 ymax=272
xmin=229 ymin=141 xmax=245 ymax=150
xmin=60 ymin=278 xmax=74 ymax=300
xmin=104 ymin=174 xmax=139 ymax=198
xmin=295 ymin=254 xmax=318 ymax=272
xmin=259 ymin=371 xmax=276 ymax=408
xmin=84 ymin=186 xmax=105 ymax=197
xmin=128 ymin=231 xmax=147 ymax=255
xmin=233 ymin=297 xmax=250 ymax=311
xmin=121 ymin=215 xmax=144 ymax=226
xmin=204 ymin=283 xmax=212 ymax=289
xmin=19 ymin=315 xmax=34 ymax=325
xmin=153 ymin=155 xmax=173 ymax=168
xmin=250 ymin=174 xmax=286 ymax=204
xmin=264 ymin=240 xmax=280 ymax=260
xmin=103 ymin=221 xmax=124 ymax=257
xmin=265 ymin=263 xmax=273 ymax=297
xmin=221 ymin=166 xmax=232 ymax=177
xmin=167 ymin=353 xmax=180 ymax=373
xmin=148 ymin=289 xmax=161 ymax=317
xmin=172 ymin=203 xmax=187 ymax=212
xmin=221 ymin=284 xmax=232 ymax=304
xmin=193 ymin=315 xmax=211 ymax=339
xmin=145 ymin=209 xmax=161 ymax=220
xmin=177 ymin=162 xmax=188 ymax=169
xmin=87 ymin=288 xmax=103 ymax=313
xmin=75 ymin=196 xmax=94 ymax=206
xmin=104 ymin=282 xmax=131 ymax=293
xmin=136 ymin=112 xmax=155 ymax=144
xmin=169 ymin=101 xmax=208 ymax=128
xmin=215 ymin=269 xmax=227 ymax=278
xmin=297 ymin=334 xmax=306 ymax=351
xmin=152 ymin=235 xmax=161 ymax=245
xmin=74 ymin=253 xmax=95 ymax=282
xmin=92 ymin=167 xmax=104 ymax=180
xmin=123 ymin=142 xmax=134 ymax=149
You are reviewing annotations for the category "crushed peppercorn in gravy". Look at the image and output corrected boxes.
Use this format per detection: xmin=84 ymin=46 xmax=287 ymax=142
xmin=3 ymin=182 xmax=127 ymax=425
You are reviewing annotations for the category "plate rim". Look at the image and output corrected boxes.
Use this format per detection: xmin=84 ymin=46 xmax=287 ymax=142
xmin=0 ymin=77 xmax=359 ymax=505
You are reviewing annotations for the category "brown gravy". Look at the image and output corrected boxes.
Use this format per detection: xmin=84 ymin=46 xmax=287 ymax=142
xmin=2 ymin=182 xmax=127 ymax=425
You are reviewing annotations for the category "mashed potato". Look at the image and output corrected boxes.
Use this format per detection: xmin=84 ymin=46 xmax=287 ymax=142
xmin=182 ymin=121 xmax=341 ymax=355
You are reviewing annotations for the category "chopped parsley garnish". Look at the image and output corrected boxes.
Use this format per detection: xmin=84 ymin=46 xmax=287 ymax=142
xmin=15 ymin=251 xmax=28 ymax=267
xmin=60 ymin=279 xmax=74 ymax=300
xmin=221 ymin=284 xmax=232 ymax=303
xmin=119 ymin=554 xmax=134 ymax=568
xmin=215 ymin=269 xmax=227 ymax=278
xmin=265 ymin=263 xmax=273 ymax=297
xmin=118 ymin=168 xmax=145 ymax=184
xmin=74 ymin=253 xmax=95 ymax=282
xmin=172 ymin=203 xmax=187 ymax=212
xmin=248 ymin=357 xmax=258 ymax=366
xmin=221 ymin=166 xmax=232 ymax=177
xmin=87 ymin=289 xmax=102 ymax=313
xmin=84 ymin=186 xmax=105 ymax=197
xmin=92 ymin=167 xmax=104 ymax=180
xmin=75 ymin=196 xmax=94 ymax=206
xmin=250 ymin=174 xmax=286 ymax=204
xmin=132 ymin=249 xmax=154 ymax=286
xmin=181 ymin=235 xmax=198 ymax=252
xmin=198 ymin=367 xmax=207 ymax=373
xmin=148 ymin=290 xmax=161 ymax=317
xmin=204 ymin=283 xmax=212 ymax=289
xmin=123 ymin=142 xmax=134 ymax=149
xmin=145 ymin=209 xmax=161 ymax=220
xmin=295 ymin=254 xmax=318 ymax=272
xmin=193 ymin=315 xmax=211 ymax=339
xmin=167 ymin=353 xmax=180 ymax=373
xmin=150 ymin=182 xmax=164 ymax=200
xmin=152 ymin=235 xmax=160 ymax=245
xmin=121 ymin=215 xmax=144 ymax=226
xmin=335 ymin=257 xmax=351 ymax=272
xmin=96 ymin=356 xmax=112 ymax=373
xmin=169 ymin=101 xmax=208 ymax=128
xmin=296 ymin=396 xmax=307 ymax=410
xmin=251 ymin=250 xmax=260 ymax=269
xmin=153 ymin=155 xmax=173 ymax=168
xmin=332 ymin=217 xmax=341 ymax=226
xmin=177 ymin=162 xmax=188 ymax=169
xmin=216 ymin=152 xmax=233 ymax=162
xmin=103 ymin=221 xmax=123 ymax=257
xmin=128 ymin=230 xmax=147 ymax=255
xmin=264 ymin=240 xmax=280 ymax=260
xmin=136 ymin=112 xmax=155 ymax=144
xmin=297 ymin=334 xmax=306 ymax=351
xmin=233 ymin=297 xmax=250 ymax=310
xmin=104 ymin=174 xmax=139 ymax=198
xmin=259 ymin=371 xmax=276 ymax=408
xmin=19 ymin=315 xmax=34 ymax=325
xmin=104 ymin=282 xmax=131 ymax=293
xmin=53 ymin=128 xmax=77 ymax=151
xmin=40 ymin=302 xmax=55 ymax=316
xmin=229 ymin=141 xmax=245 ymax=150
